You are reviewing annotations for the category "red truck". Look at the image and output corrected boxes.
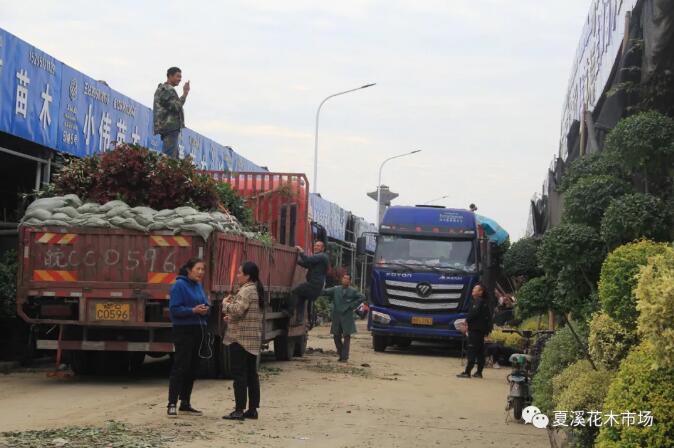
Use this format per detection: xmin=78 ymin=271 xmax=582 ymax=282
xmin=16 ymin=172 xmax=313 ymax=377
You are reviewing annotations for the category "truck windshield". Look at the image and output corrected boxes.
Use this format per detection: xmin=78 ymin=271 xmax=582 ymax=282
xmin=375 ymin=235 xmax=476 ymax=272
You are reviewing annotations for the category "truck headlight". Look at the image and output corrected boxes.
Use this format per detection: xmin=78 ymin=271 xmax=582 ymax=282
xmin=371 ymin=311 xmax=391 ymax=325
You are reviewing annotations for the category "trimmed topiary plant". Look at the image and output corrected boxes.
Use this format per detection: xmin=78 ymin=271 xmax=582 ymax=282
xmin=532 ymin=323 xmax=588 ymax=415
xmin=562 ymin=175 xmax=633 ymax=229
xmin=600 ymin=193 xmax=671 ymax=249
xmin=503 ymin=237 xmax=542 ymax=279
xmin=598 ymin=240 xmax=671 ymax=330
xmin=596 ymin=342 xmax=674 ymax=448
xmin=635 ymin=246 xmax=674 ymax=370
xmin=588 ymin=312 xmax=636 ymax=370
xmin=558 ymin=151 xmax=628 ymax=193
xmin=515 ymin=276 xmax=555 ymax=320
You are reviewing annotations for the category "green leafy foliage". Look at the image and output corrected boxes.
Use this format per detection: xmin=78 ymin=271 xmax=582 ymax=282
xmin=635 ymin=247 xmax=674 ymax=369
xmin=596 ymin=342 xmax=674 ymax=448
xmin=588 ymin=312 xmax=636 ymax=370
xmin=503 ymin=237 xmax=542 ymax=278
xmin=215 ymin=182 xmax=254 ymax=228
xmin=604 ymin=110 xmax=674 ymax=193
xmin=558 ymin=151 xmax=628 ymax=193
xmin=553 ymin=359 xmax=614 ymax=448
xmin=0 ymin=250 xmax=18 ymax=319
xmin=532 ymin=323 xmax=588 ymax=415
xmin=598 ymin=240 xmax=671 ymax=330
xmin=600 ymin=193 xmax=671 ymax=249
xmin=538 ymin=223 xmax=605 ymax=279
xmin=553 ymin=268 xmax=599 ymax=319
xmin=562 ymin=175 xmax=633 ymax=229
xmin=515 ymin=276 xmax=555 ymax=320
xmin=53 ymin=144 xmax=220 ymax=211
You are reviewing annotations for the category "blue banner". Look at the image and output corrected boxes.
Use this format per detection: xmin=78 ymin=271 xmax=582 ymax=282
xmin=0 ymin=30 xmax=63 ymax=148
xmin=0 ymin=27 xmax=263 ymax=172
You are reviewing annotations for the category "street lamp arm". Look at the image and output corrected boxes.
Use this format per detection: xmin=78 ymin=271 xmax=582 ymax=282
xmin=313 ymin=83 xmax=376 ymax=193
xmin=376 ymin=149 xmax=421 ymax=227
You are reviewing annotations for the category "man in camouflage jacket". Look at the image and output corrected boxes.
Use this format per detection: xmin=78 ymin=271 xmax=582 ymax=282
xmin=153 ymin=67 xmax=190 ymax=158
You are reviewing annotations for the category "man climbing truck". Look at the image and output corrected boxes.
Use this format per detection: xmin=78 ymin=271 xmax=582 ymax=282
xmin=368 ymin=205 xmax=507 ymax=352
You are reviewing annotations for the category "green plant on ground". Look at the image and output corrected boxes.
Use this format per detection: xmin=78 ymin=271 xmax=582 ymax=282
xmin=0 ymin=250 xmax=18 ymax=319
xmin=635 ymin=246 xmax=674 ymax=369
xmin=552 ymin=359 xmax=614 ymax=448
xmin=588 ymin=312 xmax=636 ymax=370
xmin=532 ymin=323 xmax=588 ymax=415
xmin=598 ymin=240 xmax=670 ymax=331
xmin=561 ymin=175 xmax=633 ymax=229
xmin=600 ymin=193 xmax=671 ymax=249
xmin=596 ymin=342 xmax=674 ymax=448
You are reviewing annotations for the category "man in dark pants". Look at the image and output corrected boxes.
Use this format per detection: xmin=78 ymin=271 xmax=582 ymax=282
xmin=323 ymin=273 xmax=364 ymax=362
xmin=289 ymin=240 xmax=329 ymax=324
xmin=457 ymin=283 xmax=491 ymax=379
xmin=153 ymin=67 xmax=190 ymax=159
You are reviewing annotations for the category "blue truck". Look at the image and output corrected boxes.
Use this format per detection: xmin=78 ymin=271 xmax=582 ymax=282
xmin=368 ymin=205 xmax=503 ymax=351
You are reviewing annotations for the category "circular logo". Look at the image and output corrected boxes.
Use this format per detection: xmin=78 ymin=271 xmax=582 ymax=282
xmin=69 ymin=78 xmax=78 ymax=101
xmin=416 ymin=282 xmax=433 ymax=297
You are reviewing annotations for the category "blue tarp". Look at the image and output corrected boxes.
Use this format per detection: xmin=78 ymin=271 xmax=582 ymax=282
xmin=476 ymin=214 xmax=510 ymax=246
xmin=0 ymin=27 xmax=262 ymax=172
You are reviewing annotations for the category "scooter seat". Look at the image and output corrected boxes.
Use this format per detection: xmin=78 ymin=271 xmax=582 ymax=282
xmin=509 ymin=353 xmax=533 ymax=363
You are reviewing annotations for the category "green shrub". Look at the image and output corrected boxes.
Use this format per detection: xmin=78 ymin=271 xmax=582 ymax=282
xmin=603 ymin=110 xmax=674 ymax=194
xmin=503 ymin=237 xmax=542 ymax=278
xmin=0 ymin=250 xmax=18 ymax=319
xmin=532 ymin=323 xmax=588 ymax=415
xmin=596 ymin=342 xmax=674 ymax=448
xmin=553 ymin=360 xmax=614 ymax=448
xmin=588 ymin=312 xmax=636 ymax=370
xmin=215 ymin=182 xmax=254 ymax=228
xmin=562 ymin=175 xmax=632 ymax=229
xmin=487 ymin=328 xmax=523 ymax=350
xmin=558 ymin=151 xmax=628 ymax=193
xmin=598 ymin=240 xmax=670 ymax=330
xmin=538 ymin=223 xmax=605 ymax=280
xmin=515 ymin=276 xmax=555 ymax=320
xmin=635 ymin=247 xmax=674 ymax=369
xmin=600 ymin=193 xmax=671 ymax=249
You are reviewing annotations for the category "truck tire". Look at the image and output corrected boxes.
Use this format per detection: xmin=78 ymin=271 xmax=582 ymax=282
xmin=372 ymin=334 xmax=388 ymax=352
xmin=394 ymin=337 xmax=412 ymax=348
xmin=219 ymin=343 xmax=233 ymax=379
xmin=273 ymin=335 xmax=295 ymax=361
xmin=129 ymin=353 xmax=145 ymax=373
xmin=294 ymin=334 xmax=308 ymax=357
xmin=71 ymin=351 xmax=95 ymax=375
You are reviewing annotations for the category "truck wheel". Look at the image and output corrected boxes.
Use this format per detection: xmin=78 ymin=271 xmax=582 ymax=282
xmin=373 ymin=335 xmax=388 ymax=352
xmin=71 ymin=351 xmax=94 ymax=375
xmin=129 ymin=353 xmax=145 ymax=373
xmin=219 ymin=343 xmax=233 ymax=379
xmin=273 ymin=335 xmax=295 ymax=361
xmin=294 ymin=334 xmax=308 ymax=357
xmin=512 ymin=397 xmax=524 ymax=421
xmin=394 ymin=337 xmax=412 ymax=348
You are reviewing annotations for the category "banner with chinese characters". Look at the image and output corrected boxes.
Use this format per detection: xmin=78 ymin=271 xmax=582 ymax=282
xmin=0 ymin=27 xmax=263 ymax=172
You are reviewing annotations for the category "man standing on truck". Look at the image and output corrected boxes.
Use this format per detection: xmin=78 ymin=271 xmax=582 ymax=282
xmin=289 ymin=240 xmax=329 ymax=325
xmin=153 ymin=67 xmax=190 ymax=158
xmin=323 ymin=273 xmax=364 ymax=362
xmin=457 ymin=284 xmax=491 ymax=379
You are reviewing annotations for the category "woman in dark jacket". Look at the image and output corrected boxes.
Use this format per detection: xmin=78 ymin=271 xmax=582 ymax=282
xmin=167 ymin=257 xmax=210 ymax=417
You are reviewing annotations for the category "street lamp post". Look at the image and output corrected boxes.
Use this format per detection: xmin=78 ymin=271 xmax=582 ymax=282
xmin=377 ymin=150 xmax=421 ymax=228
xmin=313 ymin=83 xmax=376 ymax=193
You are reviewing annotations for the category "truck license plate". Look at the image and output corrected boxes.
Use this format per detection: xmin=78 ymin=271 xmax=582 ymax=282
xmin=95 ymin=303 xmax=130 ymax=321
xmin=411 ymin=316 xmax=433 ymax=326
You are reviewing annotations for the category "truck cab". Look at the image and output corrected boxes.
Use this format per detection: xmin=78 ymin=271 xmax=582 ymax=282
xmin=368 ymin=205 xmax=492 ymax=351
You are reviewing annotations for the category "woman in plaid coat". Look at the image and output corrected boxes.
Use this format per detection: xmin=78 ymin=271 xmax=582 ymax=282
xmin=222 ymin=261 xmax=264 ymax=421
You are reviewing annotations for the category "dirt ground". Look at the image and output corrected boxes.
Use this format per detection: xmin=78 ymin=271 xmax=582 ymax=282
xmin=0 ymin=321 xmax=548 ymax=447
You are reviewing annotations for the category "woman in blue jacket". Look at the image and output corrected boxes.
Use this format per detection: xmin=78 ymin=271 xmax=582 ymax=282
xmin=167 ymin=257 xmax=210 ymax=418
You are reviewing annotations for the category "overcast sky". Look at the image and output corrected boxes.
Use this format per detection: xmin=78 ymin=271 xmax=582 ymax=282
xmin=2 ymin=0 xmax=592 ymax=239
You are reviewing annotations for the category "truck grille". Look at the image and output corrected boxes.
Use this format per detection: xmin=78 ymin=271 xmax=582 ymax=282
xmin=384 ymin=280 xmax=464 ymax=312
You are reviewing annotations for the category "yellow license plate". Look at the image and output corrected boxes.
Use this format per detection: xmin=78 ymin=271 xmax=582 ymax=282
xmin=411 ymin=316 xmax=433 ymax=326
xmin=95 ymin=303 xmax=130 ymax=321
